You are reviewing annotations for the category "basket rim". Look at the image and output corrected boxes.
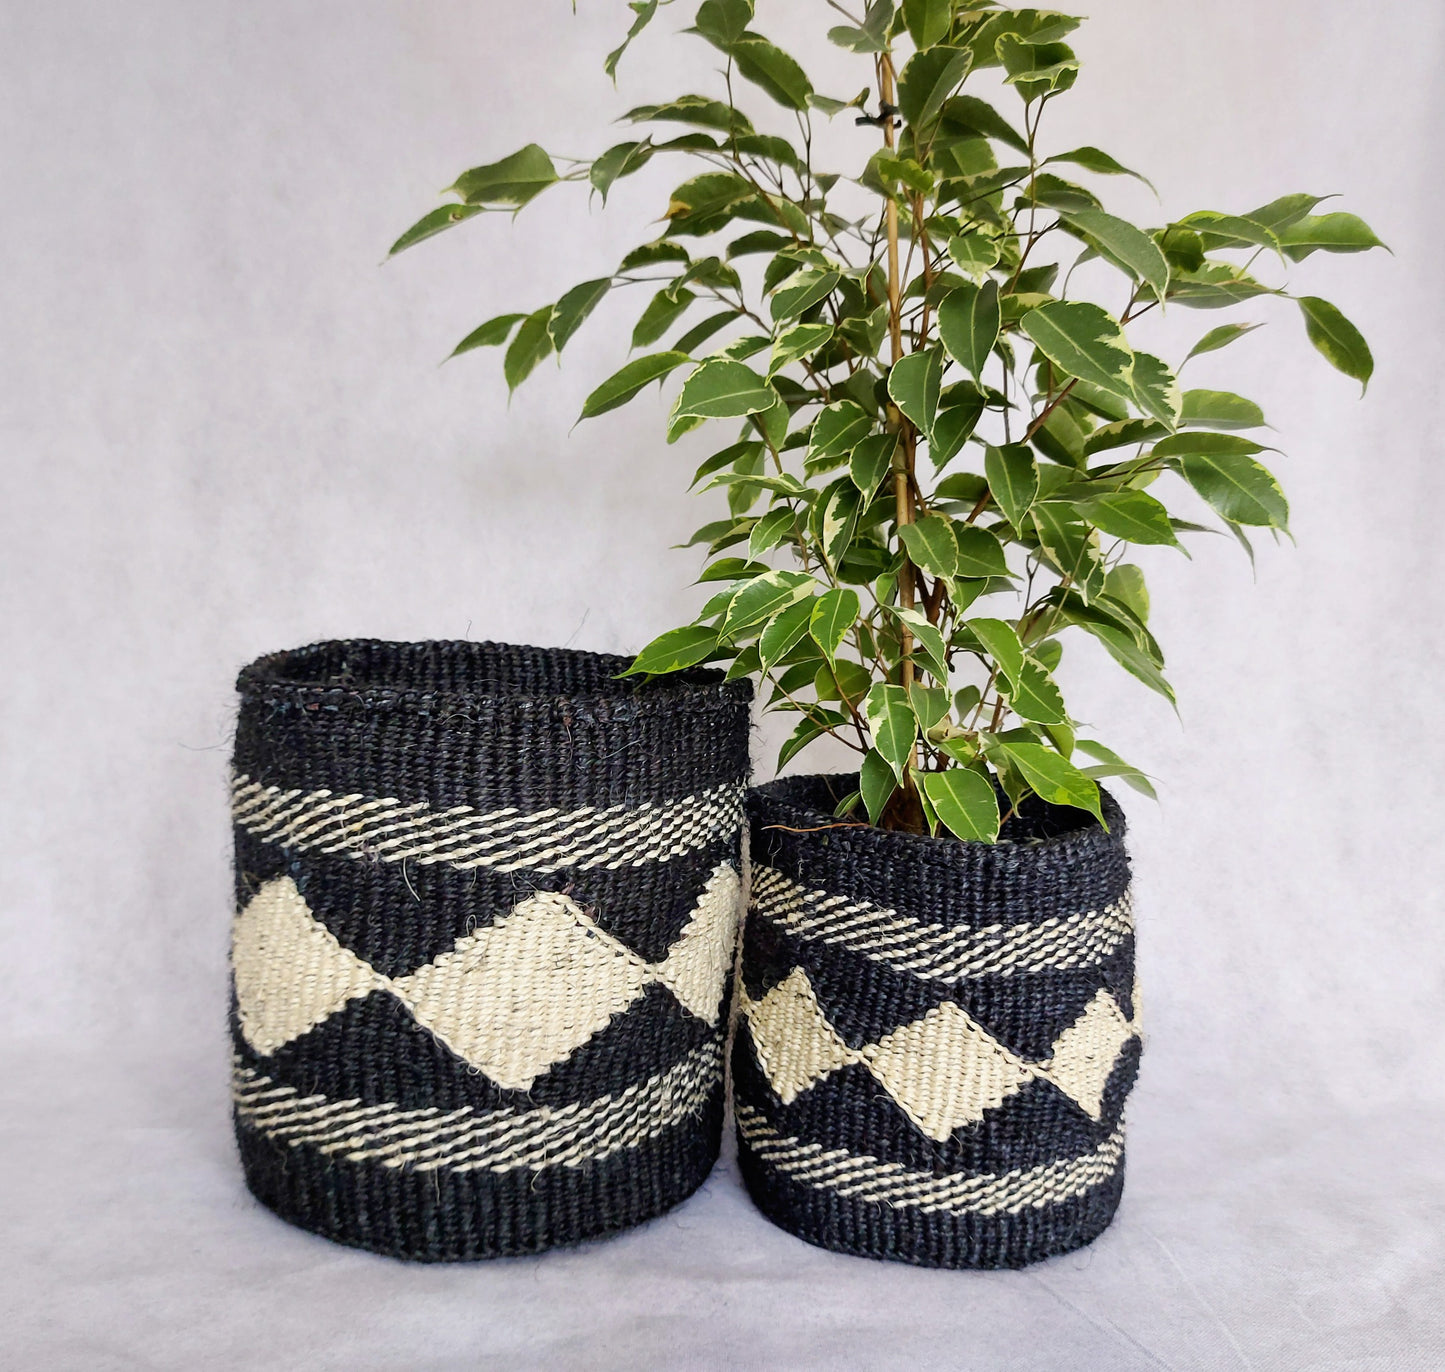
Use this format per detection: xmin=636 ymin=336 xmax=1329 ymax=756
xmin=235 ymin=638 xmax=752 ymax=718
xmin=748 ymin=771 xmax=1125 ymax=866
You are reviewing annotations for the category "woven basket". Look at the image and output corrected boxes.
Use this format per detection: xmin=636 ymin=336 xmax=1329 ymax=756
xmin=228 ymin=639 xmax=751 ymax=1259
xmin=733 ymin=774 xmax=1139 ymax=1269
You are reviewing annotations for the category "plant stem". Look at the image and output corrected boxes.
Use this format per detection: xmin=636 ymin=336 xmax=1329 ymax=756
xmin=879 ymin=51 xmax=916 ymax=699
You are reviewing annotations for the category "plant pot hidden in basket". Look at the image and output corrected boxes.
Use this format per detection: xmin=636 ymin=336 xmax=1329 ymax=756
xmin=228 ymin=639 xmax=751 ymax=1260
xmin=733 ymin=774 xmax=1140 ymax=1270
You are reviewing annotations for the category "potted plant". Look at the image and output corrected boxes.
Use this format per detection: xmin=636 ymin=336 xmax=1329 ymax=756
xmin=394 ymin=0 xmax=1382 ymax=1266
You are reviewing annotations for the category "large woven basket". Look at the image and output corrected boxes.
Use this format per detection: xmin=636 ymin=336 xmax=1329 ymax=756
xmin=228 ymin=639 xmax=751 ymax=1259
xmin=734 ymin=774 xmax=1140 ymax=1269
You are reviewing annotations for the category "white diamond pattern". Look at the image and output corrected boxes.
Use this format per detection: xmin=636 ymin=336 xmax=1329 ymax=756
xmin=741 ymin=967 xmax=1140 ymax=1141
xmin=232 ymin=864 xmax=741 ymax=1091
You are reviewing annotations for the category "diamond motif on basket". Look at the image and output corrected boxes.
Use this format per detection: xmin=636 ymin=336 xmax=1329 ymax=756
xmin=741 ymin=968 xmax=1139 ymax=1140
xmin=233 ymin=864 xmax=741 ymax=1091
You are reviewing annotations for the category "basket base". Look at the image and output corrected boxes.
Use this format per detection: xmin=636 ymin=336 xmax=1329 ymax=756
xmin=737 ymin=1134 xmax=1125 ymax=1270
xmin=236 ymin=1086 xmax=724 ymax=1261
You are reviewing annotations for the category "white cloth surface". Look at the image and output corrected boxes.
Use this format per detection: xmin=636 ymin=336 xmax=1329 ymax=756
xmin=4 ymin=1040 xmax=1442 ymax=1371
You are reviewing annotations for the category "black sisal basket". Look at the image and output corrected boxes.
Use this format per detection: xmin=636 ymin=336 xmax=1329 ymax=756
xmin=228 ymin=639 xmax=751 ymax=1259
xmin=734 ymin=774 xmax=1139 ymax=1269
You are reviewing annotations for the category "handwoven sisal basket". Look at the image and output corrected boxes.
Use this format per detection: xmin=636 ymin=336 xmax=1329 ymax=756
xmin=734 ymin=774 xmax=1140 ymax=1269
xmin=228 ymin=639 xmax=751 ymax=1259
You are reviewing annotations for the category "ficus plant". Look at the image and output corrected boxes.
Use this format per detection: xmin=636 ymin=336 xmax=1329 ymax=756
xmin=393 ymin=0 xmax=1384 ymax=841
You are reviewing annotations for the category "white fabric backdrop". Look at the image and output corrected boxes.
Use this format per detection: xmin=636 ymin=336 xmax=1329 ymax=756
xmin=3 ymin=2 xmax=1443 ymax=1367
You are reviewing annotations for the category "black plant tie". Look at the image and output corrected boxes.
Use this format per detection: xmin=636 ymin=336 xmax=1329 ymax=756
xmin=854 ymin=101 xmax=901 ymax=129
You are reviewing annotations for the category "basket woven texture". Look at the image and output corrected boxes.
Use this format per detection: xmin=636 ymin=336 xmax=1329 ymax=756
xmin=734 ymin=774 xmax=1140 ymax=1269
xmin=229 ymin=639 xmax=751 ymax=1260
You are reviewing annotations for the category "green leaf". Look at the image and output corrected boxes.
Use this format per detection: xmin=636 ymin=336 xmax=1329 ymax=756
xmin=723 ymin=334 xmax=773 ymax=361
xmin=966 ymin=617 xmax=1024 ymax=687
xmin=983 ymin=738 xmax=1103 ymax=823
xmin=1031 ymin=503 xmax=1103 ymax=598
xmin=778 ymin=711 xmax=848 ymax=769
xmin=389 ymin=202 xmax=482 ymax=256
xmin=1082 ymin=417 xmax=1166 ymax=457
xmin=1245 ymin=192 xmax=1326 ymax=233
xmin=984 ymin=443 xmax=1038 ymax=530
xmin=888 ymin=348 xmax=944 ymax=435
xmin=674 ymin=359 xmax=776 ymax=418
xmin=859 ymin=749 xmax=897 ymax=824
xmin=939 ymin=94 xmax=1028 ymax=153
xmin=664 ymin=171 xmax=757 ymax=235
xmin=865 ymin=684 xmax=918 ymax=781
xmin=903 ymin=0 xmax=951 ymax=50
xmin=898 ymin=45 xmax=973 ymax=130
xmin=692 ymin=0 xmax=754 ymax=46
xmin=1297 ymin=296 xmax=1373 ymax=392
xmin=929 ymin=391 xmax=985 ymax=467
xmin=1002 ymin=658 xmax=1065 ymax=725
xmin=1130 ymin=352 xmax=1183 ymax=430
xmin=1043 ymin=146 xmax=1155 ymax=193
xmin=1103 ymin=564 xmax=1149 ymax=622
xmin=1076 ymin=490 xmax=1178 ymax=546
xmin=724 ymin=569 xmax=815 ymax=634
xmin=767 ymin=322 xmax=832 ymax=379
xmin=632 ymin=287 xmax=695 ymax=348
xmin=1167 ymin=261 xmax=1274 ymax=310
xmin=503 ymin=306 xmax=555 ymax=391
xmin=1177 ymin=453 xmax=1289 ymax=528
xmin=448 ymin=312 xmax=525 ymax=359
xmin=997 ymin=37 xmax=1079 ymax=100
xmin=758 ymin=597 xmax=815 ymax=670
xmin=819 ymin=657 xmax=873 ymax=710
xmin=1152 ymin=431 xmax=1265 ymax=460
xmin=580 ymin=351 xmax=691 ymax=419
xmin=605 ymin=0 xmax=660 ymax=78
xmin=618 ymin=240 xmax=692 ymax=272
xmin=829 ymin=23 xmax=882 ymax=53
xmin=548 ymin=279 xmax=611 ymax=352
xmin=626 ymin=95 xmax=754 ymax=134
xmin=625 ymin=625 xmax=719 ymax=675
xmin=945 ymin=234 xmax=1001 ymax=279
xmin=728 ymin=229 xmax=793 ymax=258
xmin=967 ymin=9 xmax=1080 ymax=60
xmin=1075 ymin=738 xmax=1157 ymax=800
xmin=1279 ymin=212 xmax=1387 ymax=261
xmin=1176 ymin=210 xmax=1281 ymax=254
xmin=809 ymin=402 xmax=874 ymax=465
xmin=675 ymin=311 xmax=737 ymax=354
xmin=894 ymin=608 xmax=950 ymax=681
xmin=850 ymin=433 xmax=896 ymax=494
xmin=729 ymin=34 xmax=814 ymax=110
xmin=1086 ymin=622 xmax=1176 ymax=705
xmin=952 ymin=524 xmax=1010 ymax=577
xmin=452 ymin=144 xmax=559 ymax=208
xmin=898 ymin=514 xmax=957 ymax=579
xmin=1182 ymin=322 xmax=1262 ymax=365
xmin=908 ymin=683 xmax=950 ymax=733
xmin=938 ymin=281 xmax=1000 ymax=380
xmin=749 ymin=505 xmax=796 ymax=560
xmin=1020 ymin=301 xmax=1135 ymax=402
xmin=590 ymin=140 xmax=653 ymax=202
xmin=922 ymin=768 xmax=1000 ymax=842
xmin=811 ymin=588 xmax=861 ymax=660
xmin=820 ymin=482 xmax=861 ymax=567
xmin=771 ymin=268 xmax=840 ymax=321
xmin=1062 ymin=209 xmax=1170 ymax=299
xmin=1180 ymin=389 xmax=1265 ymax=430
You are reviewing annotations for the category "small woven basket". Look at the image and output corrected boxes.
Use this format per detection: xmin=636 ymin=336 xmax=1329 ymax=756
xmin=228 ymin=639 xmax=751 ymax=1259
xmin=734 ymin=774 xmax=1139 ymax=1269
